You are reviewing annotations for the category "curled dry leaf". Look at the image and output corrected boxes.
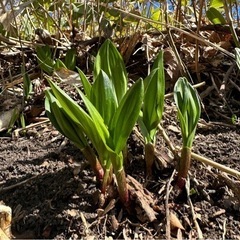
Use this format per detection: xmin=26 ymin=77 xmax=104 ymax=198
xmin=170 ymin=211 xmax=185 ymax=230
xmin=167 ymin=125 xmax=181 ymax=134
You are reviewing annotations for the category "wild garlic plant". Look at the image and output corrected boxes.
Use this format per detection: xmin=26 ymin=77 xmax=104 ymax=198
xmin=45 ymin=40 xmax=144 ymax=205
xmin=138 ymin=51 xmax=165 ymax=176
xmin=173 ymin=77 xmax=201 ymax=188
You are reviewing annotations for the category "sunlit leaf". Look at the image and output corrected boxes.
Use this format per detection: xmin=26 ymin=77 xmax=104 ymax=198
xmin=36 ymin=45 xmax=55 ymax=74
xmin=64 ymin=48 xmax=76 ymax=70
xmin=174 ymin=77 xmax=201 ymax=147
xmin=45 ymin=90 xmax=87 ymax=147
xmin=110 ymin=79 xmax=144 ymax=154
xmin=47 ymin=79 xmax=109 ymax=156
xmin=77 ymin=67 xmax=91 ymax=98
xmin=94 ymin=39 xmax=127 ymax=102
xmin=151 ymin=9 xmax=162 ymax=21
xmin=209 ymin=0 xmax=224 ymax=9
xmin=90 ymin=70 xmax=118 ymax=125
xmin=206 ymin=7 xmax=226 ymax=25
xmin=142 ymin=51 xmax=165 ymax=142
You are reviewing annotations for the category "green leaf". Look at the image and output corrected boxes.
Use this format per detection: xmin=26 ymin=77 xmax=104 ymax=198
xmin=90 ymin=70 xmax=118 ymax=125
xmin=206 ymin=7 xmax=226 ymax=25
xmin=36 ymin=45 xmax=55 ymax=74
xmin=209 ymin=0 xmax=224 ymax=9
xmin=45 ymin=93 xmax=63 ymax=134
xmin=152 ymin=50 xmax=164 ymax=71
xmin=142 ymin=51 xmax=165 ymax=142
xmin=22 ymin=70 xmax=33 ymax=100
xmin=151 ymin=9 xmax=162 ymax=21
xmin=110 ymin=79 xmax=144 ymax=154
xmin=55 ymin=59 xmax=67 ymax=70
xmin=45 ymin=90 xmax=87 ymax=149
xmin=64 ymin=48 xmax=76 ymax=70
xmin=47 ymin=79 xmax=109 ymax=156
xmin=138 ymin=112 xmax=151 ymax=142
xmin=72 ymin=3 xmax=92 ymax=22
xmin=76 ymin=88 xmax=110 ymax=144
xmin=77 ymin=67 xmax=92 ymax=98
xmin=174 ymin=77 xmax=201 ymax=147
xmin=7 ymin=106 xmax=21 ymax=133
xmin=94 ymin=39 xmax=127 ymax=102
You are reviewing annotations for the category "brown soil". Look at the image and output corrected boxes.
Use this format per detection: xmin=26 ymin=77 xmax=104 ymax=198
xmin=0 ymin=32 xmax=240 ymax=239
xmin=0 ymin=100 xmax=240 ymax=239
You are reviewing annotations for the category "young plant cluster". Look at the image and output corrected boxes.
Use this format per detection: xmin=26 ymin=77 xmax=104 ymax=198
xmin=44 ymin=40 xmax=201 ymax=206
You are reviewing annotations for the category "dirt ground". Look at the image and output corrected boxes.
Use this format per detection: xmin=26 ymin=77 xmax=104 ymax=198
xmin=0 ymin=99 xmax=240 ymax=239
xmin=0 ymin=31 xmax=240 ymax=239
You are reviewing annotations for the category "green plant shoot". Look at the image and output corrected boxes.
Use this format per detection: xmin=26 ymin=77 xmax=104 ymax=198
xmin=174 ymin=77 xmax=201 ymax=188
xmin=45 ymin=90 xmax=104 ymax=180
xmin=94 ymin=39 xmax=128 ymax=103
xmin=138 ymin=50 xmax=165 ymax=176
xmin=46 ymin=77 xmax=143 ymax=204
xmin=45 ymin=39 xmax=144 ymax=205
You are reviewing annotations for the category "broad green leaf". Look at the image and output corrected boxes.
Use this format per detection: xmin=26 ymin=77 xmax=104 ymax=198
xmin=64 ymin=48 xmax=76 ymax=70
xmin=174 ymin=77 xmax=201 ymax=147
xmin=47 ymin=79 xmax=109 ymax=156
xmin=76 ymin=88 xmax=110 ymax=144
xmin=36 ymin=45 xmax=55 ymax=74
xmin=77 ymin=67 xmax=91 ymax=98
xmin=235 ymin=48 xmax=240 ymax=70
xmin=151 ymin=9 xmax=162 ymax=21
xmin=138 ymin=112 xmax=151 ymax=143
xmin=142 ymin=69 xmax=163 ymax=137
xmin=94 ymin=39 xmax=127 ymax=102
xmin=45 ymin=93 xmax=63 ymax=134
xmin=110 ymin=79 xmax=144 ymax=154
xmin=152 ymin=50 xmax=164 ymax=71
xmin=45 ymin=90 xmax=87 ymax=148
xmin=142 ymin=51 xmax=165 ymax=142
xmin=209 ymin=0 xmax=224 ymax=9
xmin=90 ymin=70 xmax=118 ymax=125
xmin=206 ymin=7 xmax=226 ymax=25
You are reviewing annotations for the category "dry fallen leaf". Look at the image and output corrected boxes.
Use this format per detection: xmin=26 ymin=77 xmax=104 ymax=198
xmin=66 ymin=209 xmax=79 ymax=217
xmin=170 ymin=211 xmax=185 ymax=230
xmin=54 ymin=68 xmax=81 ymax=84
xmin=0 ymin=228 xmax=10 ymax=240
xmin=0 ymin=203 xmax=12 ymax=239
xmin=167 ymin=125 xmax=181 ymax=133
